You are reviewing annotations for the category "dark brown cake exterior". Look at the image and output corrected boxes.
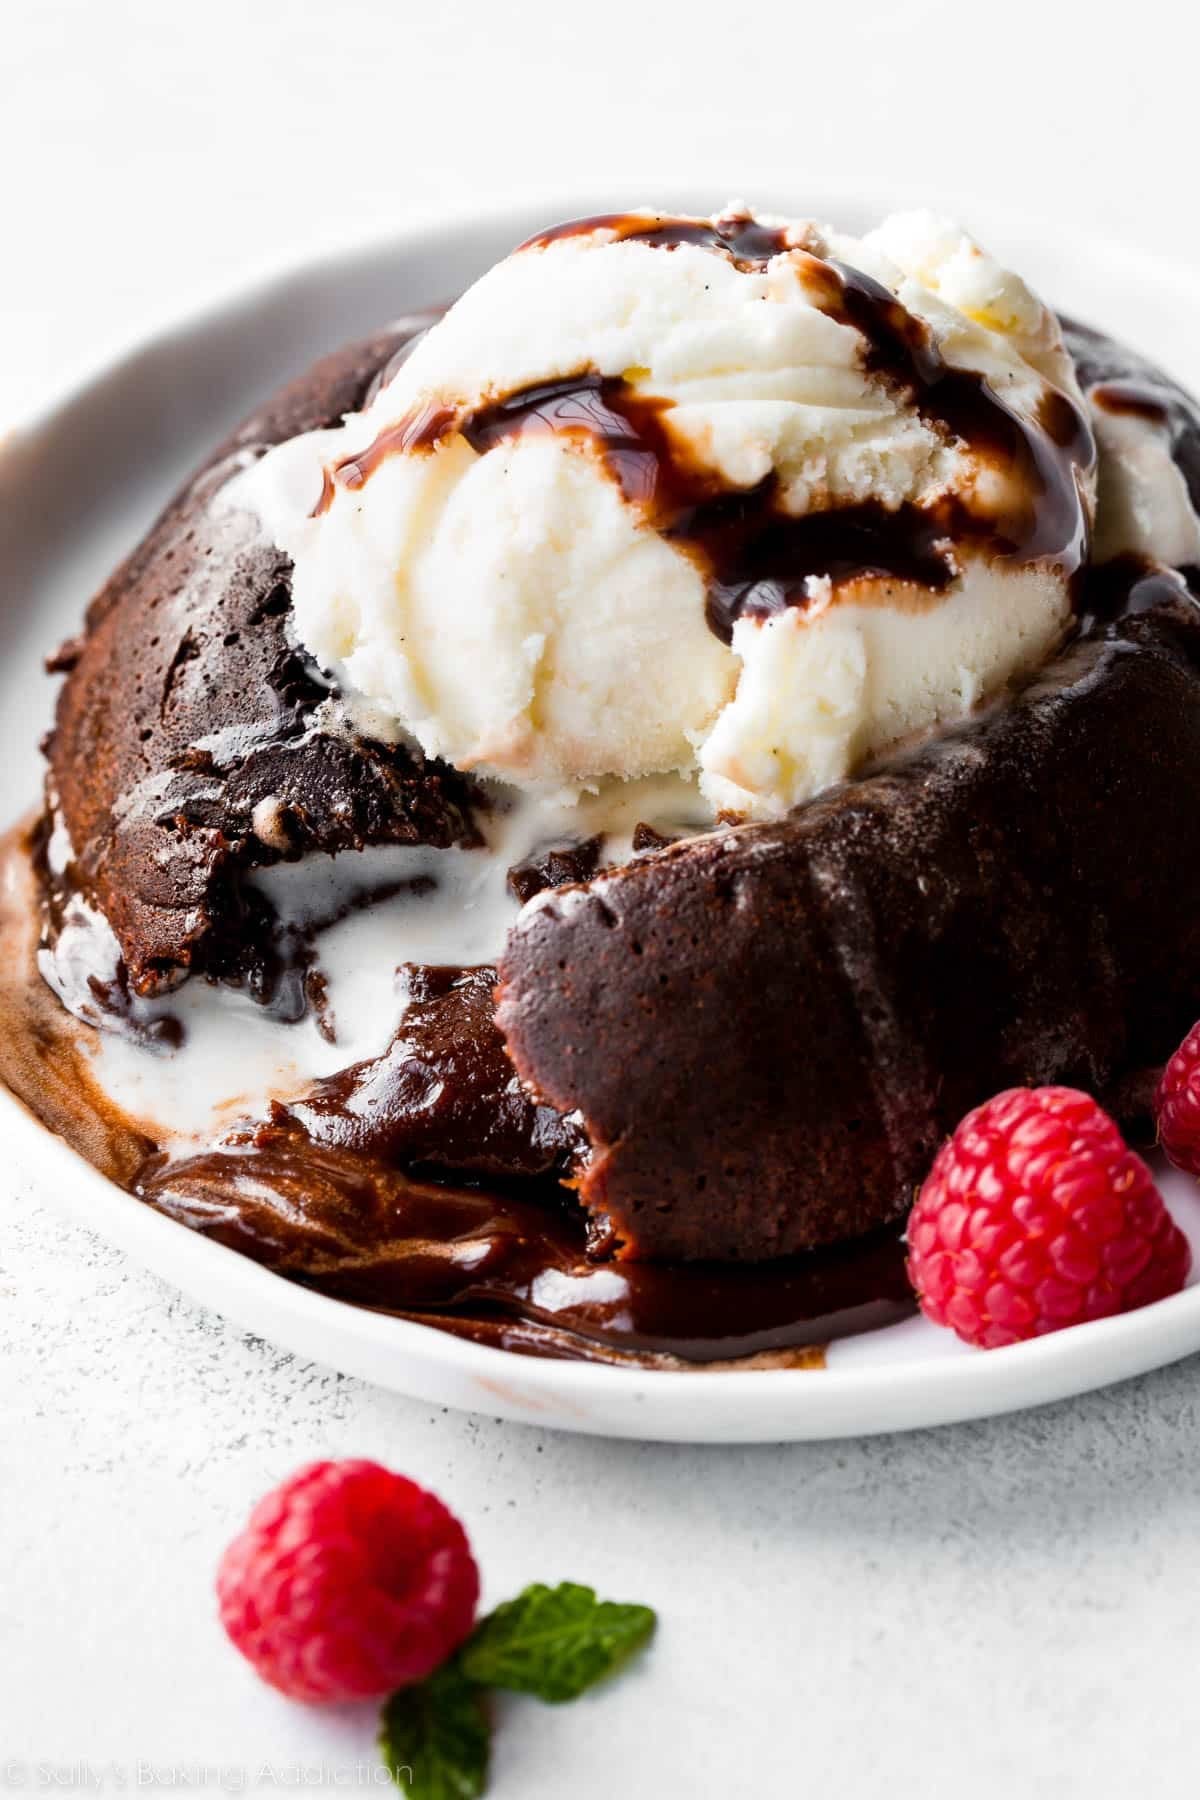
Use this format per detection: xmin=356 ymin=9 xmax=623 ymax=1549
xmin=45 ymin=320 xmax=480 ymax=1000
xmin=497 ymin=592 xmax=1200 ymax=1262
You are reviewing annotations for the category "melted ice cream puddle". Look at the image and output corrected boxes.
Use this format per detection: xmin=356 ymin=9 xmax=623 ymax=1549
xmin=47 ymin=774 xmax=707 ymax=1147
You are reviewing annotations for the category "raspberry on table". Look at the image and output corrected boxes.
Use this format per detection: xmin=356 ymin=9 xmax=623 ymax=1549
xmin=217 ymin=1459 xmax=480 ymax=1703
xmin=1156 ymin=1020 xmax=1200 ymax=1178
xmin=906 ymin=1086 xmax=1191 ymax=1350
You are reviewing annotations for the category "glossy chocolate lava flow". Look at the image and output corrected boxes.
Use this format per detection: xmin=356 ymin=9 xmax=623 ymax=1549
xmin=320 ymin=211 xmax=1095 ymax=642
xmin=0 ymin=821 xmax=911 ymax=1367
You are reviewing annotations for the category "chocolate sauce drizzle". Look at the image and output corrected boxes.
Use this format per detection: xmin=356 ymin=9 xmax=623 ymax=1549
xmin=1064 ymin=314 xmax=1200 ymax=541
xmin=1090 ymin=380 xmax=1172 ymax=425
xmin=515 ymin=208 xmax=807 ymax=268
xmin=318 ymin=213 xmax=1094 ymax=643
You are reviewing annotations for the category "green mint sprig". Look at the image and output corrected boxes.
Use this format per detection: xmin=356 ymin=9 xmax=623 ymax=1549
xmin=460 ymin=1581 xmax=657 ymax=1703
xmin=379 ymin=1582 xmax=657 ymax=1799
xmin=379 ymin=1662 xmax=490 ymax=1800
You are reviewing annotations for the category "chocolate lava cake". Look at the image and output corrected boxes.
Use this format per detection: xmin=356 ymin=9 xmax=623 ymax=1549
xmin=17 ymin=220 xmax=1200 ymax=1362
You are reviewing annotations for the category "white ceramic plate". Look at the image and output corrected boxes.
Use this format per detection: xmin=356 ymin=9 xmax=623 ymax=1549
xmin=5 ymin=189 xmax=1200 ymax=1442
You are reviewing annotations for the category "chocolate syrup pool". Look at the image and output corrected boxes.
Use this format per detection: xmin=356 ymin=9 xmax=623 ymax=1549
xmin=0 ymin=817 xmax=914 ymax=1368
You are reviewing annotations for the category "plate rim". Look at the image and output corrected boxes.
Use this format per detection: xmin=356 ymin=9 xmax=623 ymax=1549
xmin=12 ymin=1076 xmax=1200 ymax=1443
xmin=6 ymin=193 xmax=1200 ymax=1443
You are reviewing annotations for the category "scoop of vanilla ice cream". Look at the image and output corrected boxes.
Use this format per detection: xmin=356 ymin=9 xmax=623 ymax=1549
xmin=238 ymin=205 xmax=1094 ymax=819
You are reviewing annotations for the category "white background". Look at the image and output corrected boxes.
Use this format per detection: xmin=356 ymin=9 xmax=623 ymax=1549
xmin=6 ymin=1 xmax=1200 ymax=1793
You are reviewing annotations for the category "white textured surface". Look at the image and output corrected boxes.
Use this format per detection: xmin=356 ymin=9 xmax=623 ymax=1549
xmin=7 ymin=1177 xmax=1200 ymax=1796
xmin=7 ymin=0 xmax=1200 ymax=1792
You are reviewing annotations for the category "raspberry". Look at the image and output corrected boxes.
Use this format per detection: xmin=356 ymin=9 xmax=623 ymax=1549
xmin=217 ymin=1460 xmax=479 ymax=1702
xmin=1156 ymin=1020 xmax=1200 ymax=1177
xmin=906 ymin=1086 xmax=1191 ymax=1349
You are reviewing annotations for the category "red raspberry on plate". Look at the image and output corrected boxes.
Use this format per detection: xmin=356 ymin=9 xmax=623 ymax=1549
xmin=907 ymin=1086 xmax=1191 ymax=1350
xmin=1156 ymin=1020 xmax=1200 ymax=1178
xmin=217 ymin=1459 xmax=479 ymax=1702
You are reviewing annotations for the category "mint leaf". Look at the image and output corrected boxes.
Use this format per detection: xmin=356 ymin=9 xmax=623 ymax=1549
xmin=379 ymin=1661 xmax=490 ymax=1800
xmin=460 ymin=1581 xmax=656 ymax=1704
